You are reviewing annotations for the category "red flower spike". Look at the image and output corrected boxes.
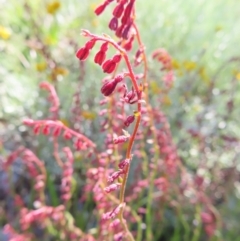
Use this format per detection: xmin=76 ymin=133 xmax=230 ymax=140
xmin=85 ymin=39 xmax=96 ymax=49
xmin=100 ymin=42 xmax=109 ymax=52
xmin=101 ymin=79 xmax=118 ymax=96
xmin=102 ymin=59 xmax=116 ymax=73
xmin=112 ymin=54 xmax=122 ymax=63
xmin=94 ymin=50 xmax=106 ymax=65
xmin=76 ymin=47 xmax=89 ymax=61
xmin=113 ymin=3 xmax=124 ymax=18
xmin=94 ymin=2 xmax=107 ymax=15
xmin=124 ymin=115 xmax=135 ymax=127
xmin=109 ymin=17 xmax=118 ymax=31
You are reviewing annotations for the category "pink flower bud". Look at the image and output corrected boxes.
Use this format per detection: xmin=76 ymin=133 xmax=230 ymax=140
xmin=118 ymin=158 xmax=130 ymax=169
xmin=101 ymin=79 xmax=118 ymax=96
xmin=102 ymin=203 xmax=125 ymax=220
xmin=23 ymin=118 xmax=34 ymax=126
xmin=42 ymin=125 xmax=50 ymax=135
xmin=63 ymin=131 xmax=72 ymax=139
xmin=53 ymin=127 xmax=61 ymax=137
xmin=104 ymin=183 xmax=121 ymax=193
xmin=124 ymin=115 xmax=135 ymax=127
xmin=108 ymin=170 xmax=124 ymax=183
xmin=113 ymin=135 xmax=129 ymax=144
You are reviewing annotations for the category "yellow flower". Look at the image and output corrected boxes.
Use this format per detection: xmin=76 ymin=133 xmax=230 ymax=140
xmin=36 ymin=62 xmax=47 ymax=72
xmin=172 ymin=59 xmax=180 ymax=69
xmin=82 ymin=111 xmax=96 ymax=120
xmin=54 ymin=67 xmax=68 ymax=76
xmin=161 ymin=95 xmax=171 ymax=106
xmin=150 ymin=81 xmax=161 ymax=94
xmin=235 ymin=72 xmax=240 ymax=81
xmin=47 ymin=1 xmax=61 ymax=14
xmin=183 ymin=61 xmax=196 ymax=72
xmin=0 ymin=26 xmax=11 ymax=40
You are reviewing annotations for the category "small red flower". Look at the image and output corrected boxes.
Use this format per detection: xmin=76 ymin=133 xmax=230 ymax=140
xmin=76 ymin=47 xmax=89 ymax=61
xmin=85 ymin=39 xmax=96 ymax=49
xmin=109 ymin=17 xmax=118 ymax=31
xmin=123 ymin=36 xmax=134 ymax=51
xmin=122 ymin=23 xmax=132 ymax=39
xmin=118 ymin=158 xmax=130 ymax=169
xmin=102 ymin=59 xmax=116 ymax=73
xmin=112 ymin=54 xmax=122 ymax=63
xmin=94 ymin=2 xmax=107 ymax=15
xmin=94 ymin=50 xmax=106 ymax=65
xmin=115 ymin=24 xmax=124 ymax=38
xmin=100 ymin=42 xmax=109 ymax=51
xmin=101 ymin=79 xmax=118 ymax=96
xmin=124 ymin=115 xmax=135 ymax=127
xmin=104 ymin=183 xmax=121 ymax=193
xmin=113 ymin=135 xmax=129 ymax=144
xmin=113 ymin=3 xmax=124 ymax=18
xmin=121 ymin=0 xmax=135 ymax=24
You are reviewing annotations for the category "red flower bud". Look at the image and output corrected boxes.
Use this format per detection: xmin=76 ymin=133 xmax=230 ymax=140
xmin=122 ymin=23 xmax=132 ymax=39
xmin=95 ymin=3 xmax=107 ymax=15
xmin=121 ymin=0 xmax=135 ymax=24
xmin=116 ymin=24 xmax=124 ymax=38
xmin=104 ymin=183 xmax=121 ymax=193
xmin=100 ymin=42 xmax=109 ymax=52
xmin=76 ymin=47 xmax=89 ymax=61
xmin=114 ymin=73 xmax=124 ymax=83
xmin=109 ymin=17 xmax=118 ymax=31
xmin=101 ymin=79 xmax=118 ymax=96
xmin=113 ymin=3 xmax=124 ymax=18
xmin=102 ymin=59 xmax=117 ymax=73
xmin=118 ymin=158 xmax=130 ymax=169
xmin=124 ymin=115 xmax=135 ymax=127
xmin=113 ymin=135 xmax=129 ymax=144
xmin=112 ymin=54 xmax=122 ymax=63
xmin=94 ymin=50 xmax=106 ymax=65
xmin=123 ymin=36 xmax=134 ymax=51
xmin=108 ymin=170 xmax=124 ymax=183
xmin=85 ymin=39 xmax=96 ymax=49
